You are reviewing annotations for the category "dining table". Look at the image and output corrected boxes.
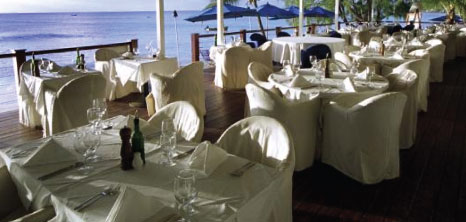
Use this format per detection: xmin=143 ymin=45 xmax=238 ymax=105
xmin=348 ymin=51 xmax=418 ymax=68
xmin=18 ymin=68 xmax=101 ymax=134
xmin=272 ymin=36 xmax=346 ymax=64
xmin=0 ymin=115 xmax=290 ymax=222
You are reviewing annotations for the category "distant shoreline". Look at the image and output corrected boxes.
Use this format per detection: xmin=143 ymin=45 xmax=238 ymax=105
xmin=0 ymin=10 xmax=199 ymax=15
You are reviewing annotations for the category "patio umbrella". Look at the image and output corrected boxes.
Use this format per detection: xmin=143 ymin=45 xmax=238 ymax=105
xmin=307 ymin=6 xmax=335 ymax=18
xmin=270 ymin=6 xmax=311 ymax=19
xmin=256 ymin=2 xmax=295 ymax=37
xmin=430 ymin=15 xmax=463 ymax=23
xmin=185 ymin=3 xmax=257 ymax=22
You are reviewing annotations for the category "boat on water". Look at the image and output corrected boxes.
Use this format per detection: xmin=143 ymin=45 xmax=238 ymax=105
xmin=205 ymin=25 xmax=228 ymax=32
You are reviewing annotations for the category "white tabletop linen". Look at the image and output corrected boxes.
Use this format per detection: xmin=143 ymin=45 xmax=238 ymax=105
xmin=268 ymin=69 xmax=389 ymax=100
xmin=18 ymin=69 xmax=100 ymax=130
xmin=109 ymin=57 xmax=178 ymax=91
xmin=1 ymin=116 xmax=289 ymax=222
xmin=272 ymin=36 xmax=346 ymax=64
xmin=349 ymin=51 xmax=417 ymax=67
xmin=209 ymin=42 xmax=251 ymax=62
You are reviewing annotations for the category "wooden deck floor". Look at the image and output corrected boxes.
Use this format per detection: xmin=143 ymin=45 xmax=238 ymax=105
xmin=1 ymin=60 xmax=466 ymax=221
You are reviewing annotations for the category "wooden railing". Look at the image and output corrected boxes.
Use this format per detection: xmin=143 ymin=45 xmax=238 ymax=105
xmin=190 ymin=23 xmax=333 ymax=62
xmin=0 ymin=39 xmax=138 ymax=87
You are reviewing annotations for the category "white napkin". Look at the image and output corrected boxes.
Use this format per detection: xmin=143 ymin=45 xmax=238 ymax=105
xmin=23 ymin=138 xmax=76 ymax=167
xmin=409 ymin=37 xmax=424 ymax=46
xmin=288 ymin=75 xmax=314 ymax=88
xmin=114 ymin=115 xmax=148 ymax=131
xmin=356 ymin=70 xmax=368 ymax=80
xmin=187 ymin=141 xmax=228 ymax=177
xmin=283 ymin=65 xmax=294 ymax=76
xmin=391 ymin=53 xmax=405 ymax=60
xmin=57 ymin=66 xmax=76 ymax=75
xmin=342 ymin=77 xmax=357 ymax=92
xmin=105 ymin=186 xmax=173 ymax=222
xmin=121 ymin=52 xmax=134 ymax=59
xmin=384 ymin=37 xmax=399 ymax=46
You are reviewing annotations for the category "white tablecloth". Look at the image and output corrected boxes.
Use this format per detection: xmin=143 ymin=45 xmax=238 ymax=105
xmin=1 ymin=116 xmax=289 ymax=222
xmin=349 ymin=52 xmax=416 ymax=67
xmin=18 ymin=70 xmax=101 ymax=131
xmin=209 ymin=43 xmax=251 ymax=62
xmin=268 ymin=69 xmax=389 ymax=100
xmin=110 ymin=57 xmax=178 ymax=91
xmin=272 ymin=36 xmax=346 ymax=64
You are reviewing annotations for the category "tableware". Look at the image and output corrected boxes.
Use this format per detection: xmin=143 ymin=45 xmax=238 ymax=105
xmin=83 ymin=127 xmax=101 ymax=163
xmin=160 ymin=134 xmax=176 ymax=166
xmin=74 ymin=186 xmax=119 ymax=212
xmin=309 ymin=56 xmax=318 ymax=69
xmin=174 ymin=169 xmax=197 ymax=221
xmin=230 ymin=162 xmax=256 ymax=177
xmin=38 ymin=162 xmax=84 ymax=181
xmin=87 ymin=107 xmax=101 ymax=131
xmin=162 ymin=118 xmax=176 ymax=137
xmin=92 ymin=98 xmax=112 ymax=129
xmin=74 ymin=129 xmax=94 ymax=174
xmin=174 ymin=148 xmax=195 ymax=160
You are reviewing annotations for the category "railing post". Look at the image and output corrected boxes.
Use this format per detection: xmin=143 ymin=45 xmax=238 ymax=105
xmin=191 ymin=33 xmax=200 ymax=62
xmin=130 ymin=39 xmax=138 ymax=52
xmin=311 ymin=24 xmax=317 ymax=34
xmin=295 ymin=26 xmax=300 ymax=36
xmin=239 ymin=29 xmax=246 ymax=42
xmin=275 ymin=27 xmax=282 ymax=36
xmin=11 ymin=49 xmax=26 ymax=87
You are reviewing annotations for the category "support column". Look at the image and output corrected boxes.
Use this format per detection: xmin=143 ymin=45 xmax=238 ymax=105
xmin=217 ymin=0 xmax=224 ymax=46
xmin=298 ymin=0 xmax=304 ymax=36
xmin=156 ymin=0 xmax=165 ymax=59
xmin=335 ymin=0 xmax=340 ymax=30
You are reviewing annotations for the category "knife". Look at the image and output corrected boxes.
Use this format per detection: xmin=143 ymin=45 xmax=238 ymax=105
xmin=38 ymin=162 xmax=84 ymax=181
xmin=173 ymin=148 xmax=195 ymax=160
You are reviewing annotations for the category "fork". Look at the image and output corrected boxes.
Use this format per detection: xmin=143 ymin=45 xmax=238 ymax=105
xmin=74 ymin=186 xmax=120 ymax=211
xmin=230 ymin=162 xmax=256 ymax=177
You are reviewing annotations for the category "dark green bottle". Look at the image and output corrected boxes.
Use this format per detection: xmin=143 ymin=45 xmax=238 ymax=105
xmin=75 ymin=48 xmax=81 ymax=66
xmin=131 ymin=111 xmax=145 ymax=164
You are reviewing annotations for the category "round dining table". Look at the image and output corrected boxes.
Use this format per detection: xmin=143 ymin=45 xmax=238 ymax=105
xmin=272 ymin=36 xmax=346 ymax=64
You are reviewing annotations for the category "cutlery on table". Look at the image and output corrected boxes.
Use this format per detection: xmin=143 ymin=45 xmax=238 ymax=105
xmin=38 ymin=162 xmax=84 ymax=181
xmin=230 ymin=162 xmax=256 ymax=177
xmin=74 ymin=186 xmax=119 ymax=212
xmin=173 ymin=148 xmax=195 ymax=160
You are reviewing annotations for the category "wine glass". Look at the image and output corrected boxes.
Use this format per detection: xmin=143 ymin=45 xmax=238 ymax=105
xmin=159 ymin=134 xmax=176 ymax=166
xmin=350 ymin=62 xmax=359 ymax=79
xmin=309 ymin=56 xmax=318 ymax=70
xmin=145 ymin=41 xmax=154 ymax=57
xmin=87 ymin=107 xmax=101 ymax=132
xmin=93 ymin=98 xmax=111 ymax=129
xmin=40 ymin=59 xmax=49 ymax=72
xmin=73 ymin=129 xmax=93 ymax=174
xmin=174 ymin=169 xmax=198 ymax=221
xmin=161 ymin=118 xmax=176 ymax=137
xmin=291 ymin=61 xmax=301 ymax=75
xmin=82 ymin=127 xmax=101 ymax=164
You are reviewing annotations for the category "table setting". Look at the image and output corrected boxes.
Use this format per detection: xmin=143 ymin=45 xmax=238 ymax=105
xmin=1 ymin=106 xmax=289 ymax=222
xmin=209 ymin=37 xmax=252 ymax=62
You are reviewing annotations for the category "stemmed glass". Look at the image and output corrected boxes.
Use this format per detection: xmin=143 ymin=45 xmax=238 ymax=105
xmin=174 ymin=169 xmax=198 ymax=221
xmin=291 ymin=61 xmax=301 ymax=75
xmin=162 ymin=118 xmax=176 ymax=137
xmin=73 ymin=129 xmax=93 ymax=174
xmin=93 ymin=98 xmax=111 ymax=129
xmin=83 ymin=127 xmax=101 ymax=162
xmin=40 ymin=59 xmax=49 ymax=73
xmin=159 ymin=134 xmax=176 ymax=166
xmin=349 ymin=62 xmax=359 ymax=80
xmin=87 ymin=107 xmax=101 ymax=132
xmin=309 ymin=56 xmax=318 ymax=69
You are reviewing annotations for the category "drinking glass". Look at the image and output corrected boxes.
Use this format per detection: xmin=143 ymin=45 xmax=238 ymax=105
xmin=161 ymin=118 xmax=176 ymax=137
xmin=282 ymin=59 xmax=290 ymax=69
xmin=87 ymin=107 xmax=101 ymax=132
xmin=40 ymin=59 xmax=49 ymax=72
xmin=350 ymin=62 xmax=359 ymax=79
xmin=93 ymin=98 xmax=111 ymax=129
xmin=159 ymin=134 xmax=176 ymax=166
xmin=291 ymin=61 xmax=301 ymax=75
xmin=309 ymin=56 xmax=318 ymax=69
xmin=82 ymin=127 xmax=101 ymax=164
xmin=366 ymin=66 xmax=375 ymax=87
xmin=73 ymin=129 xmax=93 ymax=173
xmin=174 ymin=169 xmax=198 ymax=221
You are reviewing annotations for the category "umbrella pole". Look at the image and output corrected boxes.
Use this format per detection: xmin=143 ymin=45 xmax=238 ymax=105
xmin=249 ymin=17 xmax=252 ymax=30
xmin=266 ymin=17 xmax=269 ymax=38
xmin=173 ymin=11 xmax=180 ymax=67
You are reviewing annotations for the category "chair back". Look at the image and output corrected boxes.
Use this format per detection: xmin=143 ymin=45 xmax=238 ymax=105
xmin=250 ymin=33 xmax=267 ymax=47
xmin=404 ymin=24 xmax=415 ymax=31
xmin=50 ymin=74 xmax=106 ymax=134
xmin=329 ymin=31 xmax=342 ymax=38
xmin=277 ymin=31 xmax=291 ymax=37
xmin=95 ymin=48 xmax=121 ymax=61
xmin=247 ymin=62 xmax=275 ymax=90
xmin=301 ymin=44 xmax=331 ymax=68
xmin=150 ymin=62 xmax=206 ymax=116
xmin=426 ymin=44 xmax=446 ymax=82
xmin=216 ymin=116 xmax=294 ymax=170
xmin=391 ymin=25 xmax=402 ymax=35
xmin=215 ymin=46 xmax=251 ymax=89
xmin=334 ymin=52 xmax=353 ymax=69
xmin=425 ymin=38 xmax=443 ymax=46
xmin=147 ymin=101 xmax=203 ymax=142
xmin=250 ymin=41 xmax=273 ymax=70
xmin=352 ymin=30 xmax=370 ymax=46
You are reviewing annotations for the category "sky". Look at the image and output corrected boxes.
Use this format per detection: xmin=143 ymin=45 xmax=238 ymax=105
xmin=0 ymin=0 xmax=285 ymax=13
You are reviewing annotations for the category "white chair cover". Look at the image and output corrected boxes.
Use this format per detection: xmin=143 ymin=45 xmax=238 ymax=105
xmin=391 ymin=59 xmax=429 ymax=112
xmin=214 ymin=46 xmax=252 ymax=89
xmin=250 ymin=41 xmax=273 ymax=71
xmin=334 ymin=52 xmax=353 ymax=69
xmin=444 ymin=32 xmax=457 ymax=61
xmin=425 ymin=38 xmax=443 ymax=47
xmin=344 ymin=45 xmax=361 ymax=55
xmin=149 ymin=62 xmax=206 ymax=116
xmin=351 ymin=30 xmax=370 ymax=47
xmin=456 ymin=31 xmax=466 ymax=57
xmin=18 ymin=60 xmax=46 ymax=128
xmin=425 ymin=44 xmax=446 ymax=82
xmin=215 ymin=116 xmax=294 ymax=221
xmin=245 ymin=83 xmax=319 ymax=171
xmin=44 ymin=74 xmax=106 ymax=136
xmin=386 ymin=70 xmax=418 ymax=149
xmin=147 ymin=101 xmax=203 ymax=142
xmin=94 ymin=48 xmax=138 ymax=100
xmin=322 ymin=92 xmax=407 ymax=184
xmin=247 ymin=62 xmax=275 ymax=91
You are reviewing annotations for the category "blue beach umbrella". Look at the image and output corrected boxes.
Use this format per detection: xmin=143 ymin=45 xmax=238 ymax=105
xmin=256 ymin=3 xmax=295 ymax=37
xmin=307 ymin=6 xmax=335 ymax=18
xmin=271 ymin=6 xmax=312 ymax=19
xmin=185 ymin=4 xmax=257 ymax=22
xmin=430 ymin=15 xmax=463 ymax=23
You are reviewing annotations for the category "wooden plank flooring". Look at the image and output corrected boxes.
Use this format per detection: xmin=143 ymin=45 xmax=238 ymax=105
xmin=1 ymin=59 xmax=466 ymax=221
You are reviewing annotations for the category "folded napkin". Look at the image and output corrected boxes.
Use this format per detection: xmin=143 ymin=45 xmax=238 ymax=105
xmin=409 ymin=38 xmax=424 ymax=46
xmin=106 ymin=186 xmax=172 ymax=222
xmin=121 ymin=52 xmax=134 ymax=59
xmin=283 ymin=65 xmax=294 ymax=76
xmin=23 ymin=138 xmax=76 ymax=167
xmin=391 ymin=53 xmax=405 ymax=60
xmin=342 ymin=77 xmax=357 ymax=92
xmin=114 ymin=115 xmax=149 ymax=131
xmin=288 ymin=75 xmax=314 ymax=88
xmin=187 ymin=141 xmax=228 ymax=177
xmin=57 ymin=66 xmax=76 ymax=75
xmin=384 ymin=37 xmax=399 ymax=46
xmin=356 ymin=70 xmax=368 ymax=80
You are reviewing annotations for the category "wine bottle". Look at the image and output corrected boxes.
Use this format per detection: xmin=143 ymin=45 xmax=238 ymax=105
xmin=324 ymin=53 xmax=330 ymax=78
xmin=131 ymin=111 xmax=145 ymax=164
xmin=75 ymin=48 xmax=80 ymax=67
xmin=30 ymin=52 xmax=40 ymax=77
xmin=78 ymin=54 xmax=85 ymax=70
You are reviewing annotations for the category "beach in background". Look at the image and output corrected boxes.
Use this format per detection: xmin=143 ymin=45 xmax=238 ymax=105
xmin=0 ymin=11 xmax=445 ymax=112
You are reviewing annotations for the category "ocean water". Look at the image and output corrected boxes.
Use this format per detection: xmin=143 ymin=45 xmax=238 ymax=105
xmin=0 ymin=11 xmax=445 ymax=112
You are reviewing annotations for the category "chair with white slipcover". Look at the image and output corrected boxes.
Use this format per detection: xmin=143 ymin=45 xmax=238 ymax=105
xmin=250 ymin=41 xmax=273 ymax=70
xmin=425 ymin=43 xmax=446 ymax=83
xmin=321 ymin=92 xmax=407 ymax=184
xmin=334 ymin=52 xmax=353 ymax=69
xmin=146 ymin=101 xmax=203 ymax=142
xmin=0 ymin=160 xmax=56 ymax=222
xmin=247 ymin=62 xmax=275 ymax=91
xmin=216 ymin=116 xmax=294 ymax=222
xmin=245 ymin=83 xmax=319 ymax=171
xmin=456 ymin=31 xmax=466 ymax=57
xmin=149 ymin=62 xmax=206 ymax=116
xmin=214 ymin=46 xmax=252 ymax=89
xmin=386 ymin=70 xmax=419 ymax=149
xmin=351 ymin=30 xmax=370 ymax=47
xmin=43 ymin=74 xmax=106 ymax=136
xmin=94 ymin=48 xmax=138 ymax=100
xmin=443 ymin=32 xmax=457 ymax=61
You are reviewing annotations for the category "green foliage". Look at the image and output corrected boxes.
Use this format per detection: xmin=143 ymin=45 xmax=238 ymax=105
xmin=423 ymin=0 xmax=466 ymax=17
